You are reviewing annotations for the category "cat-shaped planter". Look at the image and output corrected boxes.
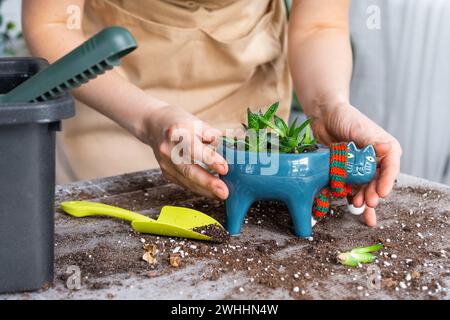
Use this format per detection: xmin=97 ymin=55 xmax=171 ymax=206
xmin=219 ymin=141 xmax=376 ymax=238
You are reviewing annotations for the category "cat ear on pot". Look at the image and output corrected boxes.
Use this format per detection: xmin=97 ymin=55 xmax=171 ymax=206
xmin=347 ymin=141 xmax=358 ymax=151
xmin=362 ymin=144 xmax=376 ymax=155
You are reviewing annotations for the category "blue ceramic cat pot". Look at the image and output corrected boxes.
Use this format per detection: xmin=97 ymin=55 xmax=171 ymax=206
xmin=219 ymin=141 xmax=377 ymax=238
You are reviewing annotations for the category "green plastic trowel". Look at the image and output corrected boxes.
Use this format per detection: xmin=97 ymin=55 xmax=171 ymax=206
xmin=0 ymin=26 xmax=137 ymax=103
xmin=61 ymin=201 xmax=224 ymax=241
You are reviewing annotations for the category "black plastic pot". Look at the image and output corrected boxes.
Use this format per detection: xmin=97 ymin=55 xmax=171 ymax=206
xmin=0 ymin=58 xmax=74 ymax=293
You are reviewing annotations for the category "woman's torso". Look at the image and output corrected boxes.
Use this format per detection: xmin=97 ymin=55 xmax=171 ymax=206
xmin=57 ymin=0 xmax=292 ymax=183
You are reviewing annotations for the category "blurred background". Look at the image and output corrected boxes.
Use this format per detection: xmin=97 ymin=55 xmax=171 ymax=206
xmin=349 ymin=0 xmax=450 ymax=186
xmin=1 ymin=0 xmax=449 ymax=185
xmin=0 ymin=0 xmax=24 ymax=56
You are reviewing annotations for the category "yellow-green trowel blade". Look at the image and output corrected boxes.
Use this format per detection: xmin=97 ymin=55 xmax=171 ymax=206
xmin=156 ymin=206 xmax=223 ymax=229
xmin=131 ymin=220 xmax=212 ymax=241
xmin=132 ymin=206 xmax=223 ymax=241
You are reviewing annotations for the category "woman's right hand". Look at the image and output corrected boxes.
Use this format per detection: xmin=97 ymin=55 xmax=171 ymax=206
xmin=20 ymin=0 xmax=228 ymax=199
xmin=141 ymin=105 xmax=229 ymax=200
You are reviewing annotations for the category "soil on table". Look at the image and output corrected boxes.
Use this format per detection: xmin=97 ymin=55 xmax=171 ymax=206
xmin=52 ymin=174 xmax=450 ymax=299
xmin=192 ymin=224 xmax=230 ymax=243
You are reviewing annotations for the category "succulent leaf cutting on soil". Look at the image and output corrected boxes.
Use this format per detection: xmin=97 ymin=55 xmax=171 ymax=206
xmin=337 ymin=243 xmax=384 ymax=267
xmin=223 ymin=101 xmax=318 ymax=154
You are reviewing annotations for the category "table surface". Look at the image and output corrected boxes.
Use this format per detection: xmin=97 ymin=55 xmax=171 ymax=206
xmin=1 ymin=170 xmax=449 ymax=300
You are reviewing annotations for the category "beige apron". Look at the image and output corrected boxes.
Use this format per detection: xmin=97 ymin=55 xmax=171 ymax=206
xmin=56 ymin=0 xmax=292 ymax=184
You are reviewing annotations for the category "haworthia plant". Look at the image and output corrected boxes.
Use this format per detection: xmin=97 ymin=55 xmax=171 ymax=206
xmin=223 ymin=102 xmax=318 ymax=154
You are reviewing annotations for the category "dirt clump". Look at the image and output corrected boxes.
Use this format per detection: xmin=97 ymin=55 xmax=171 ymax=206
xmin=142 ymin=243 xmax=158 ymax=266
xmin=169 ymin=253 xmax=182 ymax=268
xmin=193 ymin=224 xmax=230 ymax=243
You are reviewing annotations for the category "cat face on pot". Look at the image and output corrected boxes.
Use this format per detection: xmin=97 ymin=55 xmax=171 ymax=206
xmin=345 ymin=142 xmax=376 ymax=185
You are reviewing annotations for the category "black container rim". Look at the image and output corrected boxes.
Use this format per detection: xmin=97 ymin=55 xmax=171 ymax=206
xmin=0 ymin=57 xmax=75 ymax=125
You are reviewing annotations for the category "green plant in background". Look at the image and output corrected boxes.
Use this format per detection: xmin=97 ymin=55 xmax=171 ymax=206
xmin=0 ymin=0 xmax=22 ymax=56
xmin=337 ymin=243 xmax=384 ymax=267
xmin=223 ymin=102 xmax=318 ymax=154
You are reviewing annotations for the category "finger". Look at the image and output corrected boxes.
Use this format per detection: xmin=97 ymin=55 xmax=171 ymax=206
xmin=176 ymin=163 xmax=229 ymax=200
xmin=170 ymin=168 xmax=218 ymax=199
xmin=376 ymin=142 xmax=402 ymax=198
xmin=352 ymin=186 xmax=366 ymax=208
xmin=160 ymin=170 xmax=178 ymax=185
xmin=166 ymin=127 xmax=228 ymax=175
xmin=161 ymin=169 xmax=216 ymax=198
xmin=202 ymin=127 xmax=223 ymax=145
xmin=364 ymin=176 xmax=380 ymax=208
xmin=191 ymin=138 xmax=228 ymax=175
xmin=373 ymin=142 xmax=392 ymax=158
xmin=159 ymin=163 xmax=200 ymax=192
xmin=363 ymin=206 xmax=377 ymax=227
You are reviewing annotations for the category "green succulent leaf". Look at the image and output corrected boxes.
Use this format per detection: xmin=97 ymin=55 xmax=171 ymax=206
xmin=257 ymin=110 xmax=268 ymax=129
xmin=247 ymin=108 xmax=260 ymax=130
xmin=288 ymin=117 xmax=298 ymax=136
xmin=304 ymin=124 xmax=311 ymax=144
xmin=294 ymin=118 xmax=312 ymax=137
xmin=257 ymin=114 xmax=286 ymax=137
xmin=351 ymin=252 xmax=376 ymax=263
xmin=263 ymin=101 xmax=279 ymax=121
xmin=274 ymin=115 xmax=288 ymax=136
xmin=296 ymin=139 xmax=317 ymax=152
xmin=295 ymin=132 xmax=305 ymax=145
xmin=283 ymin=136 xmax=299 ymax=148
xmin=337 ymin=253 xmax=360 ymax=267
xmin=351 ymin=243 xmax=384 ymax=254
xmin=338 ymin=252 xmax=375 ymax=267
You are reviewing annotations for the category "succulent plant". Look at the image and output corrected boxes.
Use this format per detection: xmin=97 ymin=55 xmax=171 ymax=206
xmin=337 ymin=243 xmax=384 ymax=267
xmin=223 ymin=102 xmax=318 ymax=154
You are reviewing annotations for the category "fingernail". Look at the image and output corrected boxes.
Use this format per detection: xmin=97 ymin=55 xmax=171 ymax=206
xmin=218 ymin=163 xmax=226 ymax=174
xmin=222 ymin=163 xmax=228 ymax=172
xmin=215 ymin=186 xmax=224 ymax=198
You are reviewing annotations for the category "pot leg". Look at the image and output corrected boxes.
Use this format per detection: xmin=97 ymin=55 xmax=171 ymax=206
xmin=225 ymin=194 xmax=253 ymax=236
xmin=286 ymin=194 xmax=314 ymax=238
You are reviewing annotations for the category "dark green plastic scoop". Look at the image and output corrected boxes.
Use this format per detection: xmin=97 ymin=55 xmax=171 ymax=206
xmin=0 ymin=26 xmax=137 ymax=103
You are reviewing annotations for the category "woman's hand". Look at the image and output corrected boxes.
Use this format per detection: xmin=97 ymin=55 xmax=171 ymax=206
xmin=142 ymin=105 xmax=229 ymax=200
xmin=311 ymin=103 xmax=402 ymax=227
